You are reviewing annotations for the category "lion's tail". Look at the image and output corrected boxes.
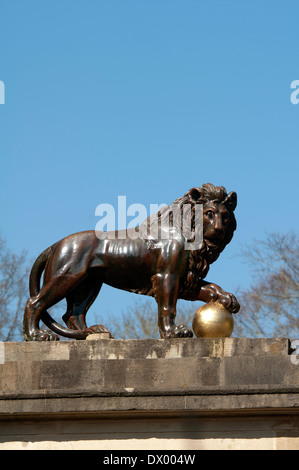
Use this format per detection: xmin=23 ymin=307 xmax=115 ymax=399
xmin=28 ymin=244 xmax=93 ymax=340
xmin=29 ymin=244 xmax=55 ymax=296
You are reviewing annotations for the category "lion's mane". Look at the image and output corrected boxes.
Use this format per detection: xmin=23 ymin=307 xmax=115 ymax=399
xmin=131 ymin=183 xmax=237 ymax=298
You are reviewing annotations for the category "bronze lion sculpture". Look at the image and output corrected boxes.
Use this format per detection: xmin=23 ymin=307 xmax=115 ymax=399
xmin=23 ymin=183 xmax=240 ymax=341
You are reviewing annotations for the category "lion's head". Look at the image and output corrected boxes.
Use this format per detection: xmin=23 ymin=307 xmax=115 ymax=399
xmin=136 ymin=183 xmax=237 ymax=296
xmin=176 ymin=183 xmax=237 ymax=295
xmin=139 ymin=183 xmax=237 ymax=260
xmin=184 ymin=183 xmax=237 ymax=262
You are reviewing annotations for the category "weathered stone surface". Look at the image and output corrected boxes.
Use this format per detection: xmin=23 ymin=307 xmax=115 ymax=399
xmin=0 ymin=337 xmax=298 ymax=450
xmin=0 ymin=338 xmax=298 ymax=418
xmin=2 ymin=337 xmax=292 ymax=363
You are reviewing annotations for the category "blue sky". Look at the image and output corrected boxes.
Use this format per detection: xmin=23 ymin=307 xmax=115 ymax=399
xmin=0 ymin=1 xmax=298 ymax=332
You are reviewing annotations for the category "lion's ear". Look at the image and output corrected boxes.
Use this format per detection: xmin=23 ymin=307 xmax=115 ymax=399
xmin=186 ymin=187 xmax=203 ymax=201
xmin=224 ymin=191 xmax=237 ymax=211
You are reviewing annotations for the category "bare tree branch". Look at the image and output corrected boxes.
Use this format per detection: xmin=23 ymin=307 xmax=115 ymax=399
xmin=0 ymin=235 xmax=30 ymax=342
xmin=234 ymin=232 xmax=299 ymax=339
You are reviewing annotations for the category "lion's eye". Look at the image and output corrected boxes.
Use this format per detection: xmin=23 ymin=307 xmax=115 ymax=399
xmin=206 ymin=211 xmax=214 ymax=219
xmin=222 ymin=211 xmax=230 ymax=224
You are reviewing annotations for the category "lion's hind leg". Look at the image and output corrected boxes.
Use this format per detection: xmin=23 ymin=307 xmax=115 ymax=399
xmin=62 ymin=276 xmax=112 ymax=337
xmin=23 ymin=270 xmax=91 ymax=341
xmin=23 ymin=276 xmax=74 ymax=341
xmin=23 ymin=296 xmax=59 ymax=341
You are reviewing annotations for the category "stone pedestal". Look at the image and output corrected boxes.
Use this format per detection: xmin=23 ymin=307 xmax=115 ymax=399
xmin=0 ymin=337 xmax=298 ymax=449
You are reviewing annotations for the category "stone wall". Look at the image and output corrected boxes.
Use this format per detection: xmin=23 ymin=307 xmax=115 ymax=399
xmin=0 ymin=337 xmax=298 ymax=450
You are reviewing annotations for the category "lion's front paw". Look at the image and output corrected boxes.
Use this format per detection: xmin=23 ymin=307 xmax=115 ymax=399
xmin=205 ymin=284 xmax=240 ymax=313
xmin=160 ymin=324 xmax=193 ymax=339
xmin=217 ymin=292 xmax=240 ymax=313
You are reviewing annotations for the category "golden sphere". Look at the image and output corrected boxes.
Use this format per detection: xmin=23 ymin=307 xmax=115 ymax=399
xmin=192 ymin=302 xmax=234 ymax=338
